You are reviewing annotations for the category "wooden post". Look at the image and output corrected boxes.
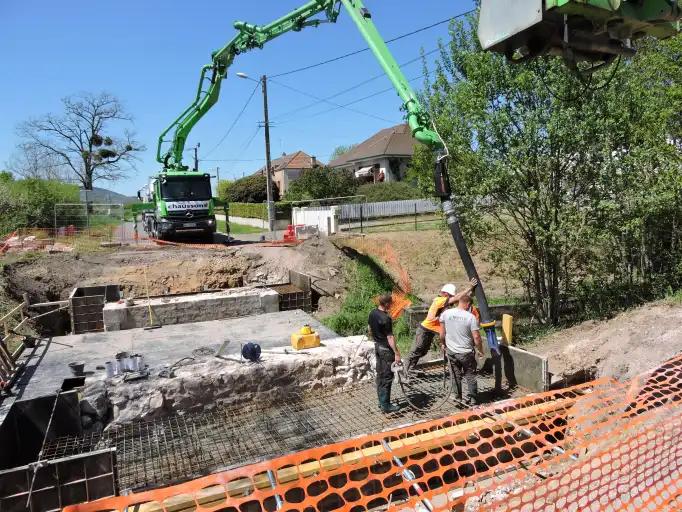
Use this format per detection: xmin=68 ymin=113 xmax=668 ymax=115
xmin=414 ymin=202 xmax=418 ymax=231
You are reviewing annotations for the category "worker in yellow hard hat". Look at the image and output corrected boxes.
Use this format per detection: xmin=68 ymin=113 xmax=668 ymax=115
xmin=404 ymin=278 xmax=478 ymax=374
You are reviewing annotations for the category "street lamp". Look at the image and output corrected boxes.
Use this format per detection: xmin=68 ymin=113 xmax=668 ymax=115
xmin=237 ymin=72 xmax=275 ymax=233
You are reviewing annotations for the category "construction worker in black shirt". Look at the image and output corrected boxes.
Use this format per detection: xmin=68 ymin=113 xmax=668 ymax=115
xmin=368 ymin=294 xmax=402 ymax=413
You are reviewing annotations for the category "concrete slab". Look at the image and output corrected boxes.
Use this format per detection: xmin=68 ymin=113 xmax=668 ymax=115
xmin=103 ymin=286 xmax=279 ymax=331
xmin=11 ymin=310 xmax=338 ymax=403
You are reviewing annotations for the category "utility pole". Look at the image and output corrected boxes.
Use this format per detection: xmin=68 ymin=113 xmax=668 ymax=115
xmin=261 ymin=74 xmax=275 ymax=232
xmin=193 ymin=142 xmax=200 ymax=171
xmin=215 ymin=166 xmax=220 ymax=196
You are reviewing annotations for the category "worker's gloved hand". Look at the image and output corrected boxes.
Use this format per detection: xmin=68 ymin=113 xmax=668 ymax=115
xmin=470 ymin=277 xmax=479 ymax=288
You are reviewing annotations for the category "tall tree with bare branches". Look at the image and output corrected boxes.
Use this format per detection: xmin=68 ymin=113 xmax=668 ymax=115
xmin=17 ymin=92 xmax=145 ymax=190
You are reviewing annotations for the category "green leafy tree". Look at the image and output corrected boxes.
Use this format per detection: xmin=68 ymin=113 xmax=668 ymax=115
xmin=411 ymin=15 xmax=681 ymax=323
xmin=284 ymin=167 xmax=357 ymax=201
xmin=356 ymin=181 xmax=423 ymax=202
xmin=225 ymin=174 xmax=280 ymax=203
xmin=329 ymin=144 xmax=357 ymax=161
xmin=216 ymin=179 xmax=233 ymax=203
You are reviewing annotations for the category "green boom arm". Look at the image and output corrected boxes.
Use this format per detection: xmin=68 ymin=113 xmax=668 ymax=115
xmin=158 ymin=0 xmax=497 ymax=343
xmin=157 ymin=0 xmax=442 ymax=170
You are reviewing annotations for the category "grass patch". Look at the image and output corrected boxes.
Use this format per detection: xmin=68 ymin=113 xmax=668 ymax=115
xmin=487 ymin=296 xmax=525 ymax=306
xmin=217 ymin=219 xmax=266 ymax=234
xmin=513 ymin=322 xmax=562 ymax=346
xmin=322 ymin=255 xmax=413 ymax=355
xmin=664 ymin=288 xmax=682 ymax=305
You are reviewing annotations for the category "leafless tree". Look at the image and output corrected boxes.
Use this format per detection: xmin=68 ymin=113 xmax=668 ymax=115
xmin=17 ymin=92 xmax=145 ymax=190
xmin=6 ymin=143 xmax=68 ymax=181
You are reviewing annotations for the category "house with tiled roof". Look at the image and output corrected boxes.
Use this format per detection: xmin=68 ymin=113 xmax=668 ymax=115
xmin=253 ymin=150 xmax=323 ymax=195
xmin=328 ymin=124 xmax=416 ymax=183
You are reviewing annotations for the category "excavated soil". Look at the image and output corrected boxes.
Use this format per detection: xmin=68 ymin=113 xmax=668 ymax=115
xmin=352 ymin=231 xmax=523 ymax=300
xmin=528 ymin=300 xmax=682 ymax=381
xmin=1 ymin=238 xmax=348 ymax=312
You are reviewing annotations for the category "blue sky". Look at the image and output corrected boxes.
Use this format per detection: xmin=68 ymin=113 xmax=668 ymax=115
xmin=0 ymin=1 xmax=475 ymax=196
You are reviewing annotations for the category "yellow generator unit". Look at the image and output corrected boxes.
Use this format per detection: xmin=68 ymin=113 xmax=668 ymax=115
xmin=291 ymin=325 xmax=321 ymax=350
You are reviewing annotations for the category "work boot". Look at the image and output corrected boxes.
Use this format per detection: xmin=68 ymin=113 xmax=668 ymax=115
xmin=381 ymin=403 xmax=401 ymax=414
xmin=378 ymin=389 xmax=401 ymax=413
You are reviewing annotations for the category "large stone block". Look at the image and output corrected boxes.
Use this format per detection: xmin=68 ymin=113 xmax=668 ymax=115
xmin=103 ymin=286 xmax=281 ymax=331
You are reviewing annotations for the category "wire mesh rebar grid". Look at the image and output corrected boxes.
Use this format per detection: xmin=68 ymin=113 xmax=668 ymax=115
xmin=41 ymin=363 xmax=515 ymax=491
xmin=63 ymin=354 xmax=682 ymax=512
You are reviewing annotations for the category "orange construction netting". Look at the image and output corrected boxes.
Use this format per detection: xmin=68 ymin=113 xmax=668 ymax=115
xmin=64 ymin=354 xmax=682 ymax=512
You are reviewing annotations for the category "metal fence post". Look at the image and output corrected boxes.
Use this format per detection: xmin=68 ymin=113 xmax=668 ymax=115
xmin=360 ymin=204 xmax=363 ymax=233
xmin=414 ymin=202 xmax=418 ymax=231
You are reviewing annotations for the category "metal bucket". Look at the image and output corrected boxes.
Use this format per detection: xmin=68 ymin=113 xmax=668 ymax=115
xmin=133 ymin=354 xmax=144 ymax=371
xmin=105 ymin=361 xmax=115 ymax=378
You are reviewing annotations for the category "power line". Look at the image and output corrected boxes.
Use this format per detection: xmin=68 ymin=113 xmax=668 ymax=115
xmin=273 ymin=48 xmax=438 ymax=123
xmin=269 ymin=78 xmax=399 ymax=124
xmin=204 ymin=81 xmax=260 ymax=157
xmin=270 ymin=8 xmax=475 ymax=78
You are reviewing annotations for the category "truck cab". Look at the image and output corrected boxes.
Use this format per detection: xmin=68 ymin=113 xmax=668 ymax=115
xmin=139 ymin=172 xmax=217 ymax=240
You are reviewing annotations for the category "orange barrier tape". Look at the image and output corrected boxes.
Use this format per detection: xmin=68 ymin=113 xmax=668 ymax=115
xmin=63 ymin=354 xmax=682 ymax=512
xmin=0 ymin=231 xmax=17 ymax=254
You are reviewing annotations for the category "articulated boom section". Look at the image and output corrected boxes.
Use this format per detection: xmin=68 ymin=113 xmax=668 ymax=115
xmin=479 ymin=0 xmax=681 ymax=66
xmin=157 ymin=0 xmax=443 ymax=172
xmin=157 ymin=0 xmax=343 ymax=170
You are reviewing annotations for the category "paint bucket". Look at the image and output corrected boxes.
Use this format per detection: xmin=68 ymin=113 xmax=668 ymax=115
xmin=68 ymin=361 xmax=85 ymax=376
xmin=105 ymin=361 xmax=115 ymax=378
xmin=134 ymin=354 xmax=144 ymax=371
xmin=115 ymin=351 xmax=130 ymax=372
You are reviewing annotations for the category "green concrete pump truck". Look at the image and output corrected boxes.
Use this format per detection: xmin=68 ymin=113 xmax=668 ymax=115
xmin=136 ymin=171 xmax=218 ymax=241
xmin=138 ymin=0 xmax=678 ymax=342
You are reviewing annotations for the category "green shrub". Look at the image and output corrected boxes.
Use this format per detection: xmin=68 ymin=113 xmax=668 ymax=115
xmin=284 ymin=167 xmax=357 ymax=201
xmin=356 ymin=181 xmax=423 ymax=202
xmin=322 ymin=256 xmax=413 ymax=353
xmin=217 ymin=179 xmax=233 ymax=203
xmin=229 ymin=202 xmax=267 ymax=220
xmin=225 ymin=174 xmax=280 ymax=203
xmin=0 ymin=175 xmax=79 ymax=235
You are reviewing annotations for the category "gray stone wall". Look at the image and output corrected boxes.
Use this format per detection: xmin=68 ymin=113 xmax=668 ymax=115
xmin=103 ymin=287 xmax=279 ymax=331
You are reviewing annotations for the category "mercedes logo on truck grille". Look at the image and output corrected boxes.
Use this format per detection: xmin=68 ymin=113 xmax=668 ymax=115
xmin=185 ymin=210 xmax=194 ymax=218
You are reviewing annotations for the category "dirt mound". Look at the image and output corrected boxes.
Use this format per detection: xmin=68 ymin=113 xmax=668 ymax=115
xmin=102 ymin=252 xmax=250 ymax=297
xmin=1 ymin=238 xmax=350 ymax=316
xmin=529 ymin=300 xmax=682 ymax=381
xmin=346 ymin=231 xmax=522 ymax=301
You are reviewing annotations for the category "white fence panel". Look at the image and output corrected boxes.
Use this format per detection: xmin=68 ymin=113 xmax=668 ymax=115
xmin=339 ymin=199 xmax=439 ymax=220
xmin=292 ymin=206 xmax=340 ymax=236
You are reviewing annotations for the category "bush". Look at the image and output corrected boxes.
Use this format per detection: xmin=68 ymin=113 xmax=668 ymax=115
xmin=0 ymin=174 xmax=79 ymax=235
xmin=284 ymin=167 xmax=357 ymax=202
xmin=322 ymin=255 xmax=413 ymax=353
xmin=356 ymin=181 xmax=423 ymax=202
xmin=229 ymin=202 xmax=267 ymax=220
xmin=216 ymin=179 xmax=232 ymax=202
xmin=225 ymin=174 xmax=280 ymax=203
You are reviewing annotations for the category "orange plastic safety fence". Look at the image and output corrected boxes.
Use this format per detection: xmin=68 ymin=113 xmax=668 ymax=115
xmin=387 ymin=290 xmax=412 ymax=319
xmin=63 ymin=355 xmax=682 ymax=512
xmin=343 ymin=237 xmax=412 ymax=293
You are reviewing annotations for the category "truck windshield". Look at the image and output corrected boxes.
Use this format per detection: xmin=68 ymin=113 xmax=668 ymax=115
xmin=161 ymin=178 xmax=211 ymax=201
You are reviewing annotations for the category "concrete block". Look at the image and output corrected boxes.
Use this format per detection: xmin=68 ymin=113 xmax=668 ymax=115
xmin=103 ymin=286 xmax=281 ymax=331
xmin=482 ymin=342 xmax=548 ymax=392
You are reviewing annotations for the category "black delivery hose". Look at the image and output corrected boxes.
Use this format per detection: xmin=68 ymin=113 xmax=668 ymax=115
xmin=433 ymin=158 xmax=500 ymax=355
